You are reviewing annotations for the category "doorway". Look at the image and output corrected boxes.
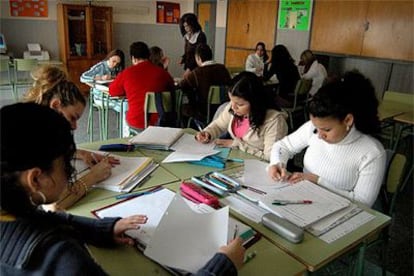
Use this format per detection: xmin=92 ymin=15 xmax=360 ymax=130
xmin=196 ymin=0 xmax=216 ymax=54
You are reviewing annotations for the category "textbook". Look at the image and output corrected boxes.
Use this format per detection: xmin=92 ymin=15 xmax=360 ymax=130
xmin=92 ymin=188 xmax=258 ymax=273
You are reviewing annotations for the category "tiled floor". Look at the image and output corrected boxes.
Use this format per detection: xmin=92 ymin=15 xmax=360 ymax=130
xmin=1 ymin=86 xmax=412 ymax=276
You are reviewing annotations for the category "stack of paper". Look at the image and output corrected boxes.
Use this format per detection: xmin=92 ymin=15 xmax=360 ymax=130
xmin=129 ymin=126 xmax=184 ymax=150
xmin=93 ymin=189 xmax=256 ymax=273
xmin=75 ymin=154 xmax=158 ymax=192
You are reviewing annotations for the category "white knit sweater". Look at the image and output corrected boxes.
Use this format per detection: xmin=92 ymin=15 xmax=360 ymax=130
xmin=270 ymin=121 xmax=386 ymax=207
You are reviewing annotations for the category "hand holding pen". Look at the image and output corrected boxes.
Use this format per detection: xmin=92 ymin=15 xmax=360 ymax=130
xmin=195 ymin=131 xmax=211 ymax=144
xmin=219 ymin=237 xmax=245 ymax=270
xmin=268 ymin=163 xmax=289 ymax=182
xmin=90 ymin=152 xmax=120 ymax=167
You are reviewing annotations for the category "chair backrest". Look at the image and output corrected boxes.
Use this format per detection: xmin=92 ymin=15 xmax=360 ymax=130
xmin=207 ymin=85 xmax=228 ymax=123
xmin=379 ymin=149 xmax=407 ymax=215
xmin=290 ymin=78 xmax=312 ymax=109
xmin=144 ymin=91 xmax=177 ymax=128
xmin=13 ymin=58 xmax=38 ymax=83
xmin=0 ymin=59 xmax=13 ymax=85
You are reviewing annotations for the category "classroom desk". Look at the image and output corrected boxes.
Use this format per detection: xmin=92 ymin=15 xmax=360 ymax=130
xmin=212 ymin=167 xmax=391 ymax=273
xmin=378 ymin=100 xmax=411 ymax=121
xmin=68 ymin=190 xmax=307 ymax=276
xmin=79 ymin=137 xmax=253 ymax=181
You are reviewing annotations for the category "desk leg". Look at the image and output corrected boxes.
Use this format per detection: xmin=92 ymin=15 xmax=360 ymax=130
xmin=88 ymin=90 xmax=94 ymax=142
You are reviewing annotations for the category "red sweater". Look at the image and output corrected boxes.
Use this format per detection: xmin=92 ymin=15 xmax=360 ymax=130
xmin=109 ymin=61 xmax=174 ymax=129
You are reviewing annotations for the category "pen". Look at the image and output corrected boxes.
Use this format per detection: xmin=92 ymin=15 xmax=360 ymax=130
xmin=227 ymin=158 xmax=244 ymax=163
xmin=272 ymin=200 xmax=312 ymax=205
xmin=241 ymin=185 xmax=267 ymax=195
xmin=115 ymin=185 xmax=162 ymax=200
xmin=233 ymin=225 xmax=239 ymax=239
xmin=194 ymin=120 xmax=203 ymax=132
xmin=243 ymin=251 xmax=257 ymax=264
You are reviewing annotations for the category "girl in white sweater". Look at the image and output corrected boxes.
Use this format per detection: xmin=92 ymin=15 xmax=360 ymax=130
xmin=268 ymin=71 xmax=386 ymax=207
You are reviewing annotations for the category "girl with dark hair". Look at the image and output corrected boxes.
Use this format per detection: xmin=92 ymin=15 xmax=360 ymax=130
xmin=24 ymin=75 xmax=117 ymax=210
xmin=268 ymin=70 xmax=386 ymax=207
xmin=179 ymin=13 xmax=207 ymax=74
xmin=0 ymin=103 xmax=245 ymax=275
xmin=196 ymin=71 xmax=288 ymax=161
xmin=264 ymin=44 xmax=300 ymax=107
xmin=245 ymin=42 xmax=269 ymax=77
xmin=81 ymin=49 xmax=125 ymax=83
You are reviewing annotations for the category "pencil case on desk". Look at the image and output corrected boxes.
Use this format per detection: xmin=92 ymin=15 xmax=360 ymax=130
xmin=206 ymin=172 xmax=241 ymax=192
xmin=99 ymin=144 xmax=135 ymax=152
xmin=191 ymin=176 xmax=228 ymax=196
xmin=180 ymin=181 xmax=220 ymax=208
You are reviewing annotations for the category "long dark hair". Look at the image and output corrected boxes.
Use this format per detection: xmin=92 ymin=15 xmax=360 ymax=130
xmin=1 ymin=103 xmax=76 ymax=216
xmin=228 ymin=71 xmax=277 ymax=130
xmin=308 ymin=70 xmax=380 ymax=135
xmin=256 ymin=42 xmax=269 ymax=63
xmin=179 ymin=13 xmax=202 ymax=36
xmin=269 ymin=44 xmax=295 ymax=71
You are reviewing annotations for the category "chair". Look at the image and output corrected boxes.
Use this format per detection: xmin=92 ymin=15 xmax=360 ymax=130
xmin=354 ymin=149 xmax=408 ymax=276
xmin=282 ymin=78 xmax=312 ymax=130
xmin=12 ymin=58 xmax=38 ymax=101
xmin=144 ymin=91 xmax=178 ymax=129
xmin=187 ymin=85 xmax=228 ymax=129
xmin=0 ymin=58 xmax=15 ymax=101
xmin=87 ymin=87 xmax=128 ymax=141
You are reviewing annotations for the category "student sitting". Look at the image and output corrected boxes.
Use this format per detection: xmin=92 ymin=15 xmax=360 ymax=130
xmin=179 ymin=43 xmax=231 ymax=123
xmin=195 ymin=71 xmax=288 ymax=161
xmin=298 ymin=49 xmax=327 ymax=97
xmin=80 ymin=49 xmax=125 ymax=83
xmin=149 ymin=46 xmax=170 ymax=71
xmin=24 ymin=72 xmax=118 ymax=210
xmin=245 ymin=42 xmax=269 ymax=77
xmin=0 ymin=103 xmax=245 ymax=275
xmin=268 ymin=71 xmax=386 ymax=207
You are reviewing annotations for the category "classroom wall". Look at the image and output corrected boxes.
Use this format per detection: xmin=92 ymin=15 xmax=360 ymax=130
xmin=1 ymin=0 xmax=412 ymax=94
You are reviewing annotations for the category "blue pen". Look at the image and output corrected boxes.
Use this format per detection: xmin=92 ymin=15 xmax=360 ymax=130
xmin=115 ymin=186 xmax=162 ymax=200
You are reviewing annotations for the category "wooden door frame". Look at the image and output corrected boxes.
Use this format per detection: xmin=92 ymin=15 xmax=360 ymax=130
xmin=195 ymin=0 xmax=217 ymax=54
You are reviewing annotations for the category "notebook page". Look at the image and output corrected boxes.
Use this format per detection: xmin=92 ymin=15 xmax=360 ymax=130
xmin=129 ymin=126 xmax=183 ymax=148
xmin=259 ymin=180 xmax=350 ymax=228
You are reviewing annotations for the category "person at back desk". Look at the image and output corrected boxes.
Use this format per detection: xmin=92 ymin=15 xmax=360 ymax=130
xmin=0 ymin=103 xmax=245 ymax=275
xmin=263 ymin=44 xmax=300 ymax=108
xmin=179 ymin=43 xmax=231 ymax=122
xmin=109 ymin=41 xmax=174 ymax=131
xmin=195 ymin=71 xmax=288 ymax=161
xmin=268 ymin=71 xmax=386 ymax=207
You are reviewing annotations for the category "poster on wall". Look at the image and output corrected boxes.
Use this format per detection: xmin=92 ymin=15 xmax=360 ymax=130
xmin=278 ymin=0 xmax=311 ymax=31
xmin=9 ymin=0 xmax=48 ymax=17
xmin=156 ymin=1 xmax=180 ymax=24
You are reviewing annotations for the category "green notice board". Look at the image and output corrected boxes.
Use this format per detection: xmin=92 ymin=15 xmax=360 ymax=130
xmin=278 ymin=0 xmax=312 ymax=31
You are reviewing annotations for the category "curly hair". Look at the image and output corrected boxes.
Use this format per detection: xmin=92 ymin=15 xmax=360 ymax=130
xmin=24 ymin=65 xmax=67 ymax=103
xmin=179 ymin=13 xmax=202 ymax=36
xmin=308 ymin=70 xmax=380 ymax=135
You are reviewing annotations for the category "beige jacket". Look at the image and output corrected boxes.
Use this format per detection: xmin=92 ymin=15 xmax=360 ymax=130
xmin=204 ymin=103 xmax=288 ymax=161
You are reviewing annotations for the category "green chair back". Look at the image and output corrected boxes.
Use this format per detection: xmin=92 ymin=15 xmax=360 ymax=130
xmin=144 ymin=91 xmax=174 ymax=129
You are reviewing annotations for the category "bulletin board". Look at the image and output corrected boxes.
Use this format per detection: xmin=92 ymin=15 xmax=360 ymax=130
xmin=278 ymin=0 xmax=312 ymax=31
xmin=156 ymin=1 xmax=180 ymax=24
xmin=10 ymin=0 xmax=48 ymax=17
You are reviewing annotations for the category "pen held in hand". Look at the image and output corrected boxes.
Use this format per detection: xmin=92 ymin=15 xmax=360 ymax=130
xmin=233 ymin=225 xmax=239 ymax=239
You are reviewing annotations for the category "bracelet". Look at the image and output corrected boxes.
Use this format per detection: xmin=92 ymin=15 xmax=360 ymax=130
xmin=77 ymin=178 xmax=89 ymax=195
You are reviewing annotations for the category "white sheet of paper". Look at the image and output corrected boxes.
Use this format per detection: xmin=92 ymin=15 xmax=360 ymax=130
xmin=162 ymin=150 xmax=219 ymax=163
xmin=170 ymin=133 xmax=217 ymax=153
xmin=144 ymin=195 xmax=229 ymax=273
xmin=259 ymin=180 xmax=350 ymax=228
xmin=95 ymin=189 xmax=175 ymax=246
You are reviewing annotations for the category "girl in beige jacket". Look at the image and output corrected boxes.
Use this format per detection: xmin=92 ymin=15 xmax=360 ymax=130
xmin=196 ymin=71 xmax=288 ymax=161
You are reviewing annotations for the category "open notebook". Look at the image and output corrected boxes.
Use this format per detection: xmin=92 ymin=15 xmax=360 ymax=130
xmin=129 ymin=126 xmax=184 ymax=150
xmin=92 ymin=188 xmax=257 ymax=273
xmin=74 ymin=154 xmax=158 ymax=192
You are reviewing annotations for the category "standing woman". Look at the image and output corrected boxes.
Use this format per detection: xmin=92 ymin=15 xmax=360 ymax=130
xmin=263 ymin=44 xmax=300 ymax=107
xmin=299 ymin=49 xmax=327 ymax=97
xmin=179 ymin=13 xmax=207 ymax=76
xmin=80 ymin=49 xmax=125 ymax=83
